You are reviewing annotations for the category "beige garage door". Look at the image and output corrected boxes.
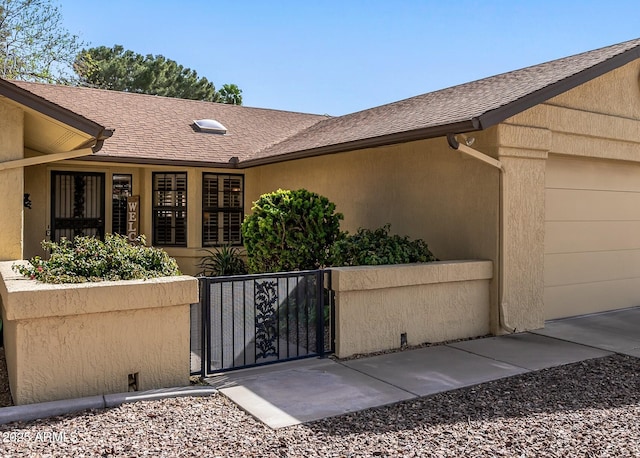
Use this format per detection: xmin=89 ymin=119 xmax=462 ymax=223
xmin=545 ymin=155 xmax=640 ymax=320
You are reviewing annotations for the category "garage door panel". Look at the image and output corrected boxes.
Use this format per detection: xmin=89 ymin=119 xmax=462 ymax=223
xmin=545 ymin=278 xmax=640 ymax=320
xmin=546 ymin=156 xmax=640 ymax=191
xmin=546 ymin=188 xmax=640 ymax=221
xmin=545 ymin=155 xmax=640 ymax=319
xmin=545 ymin=221 xmax=640 ymax=254
xmin=545 ymin=250 xmax=640 ymax=287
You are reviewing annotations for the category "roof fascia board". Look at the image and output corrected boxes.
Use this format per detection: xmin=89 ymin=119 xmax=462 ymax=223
xmin=0 ymin=80 xmax=108 ymax=138
xmin=478 ymin=46 xmax=640 ymax=129
xmin=80 ymin=154 xmax=240 ymax=169
xmin=239 ymin=119 xmax=481 ymax=168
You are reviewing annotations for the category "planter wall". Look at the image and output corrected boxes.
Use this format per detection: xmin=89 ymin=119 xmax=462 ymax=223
xmin=0 ymin=261 xmax=198 ymax=405
xmin=331 ymin=260 xmax=493 ymax=358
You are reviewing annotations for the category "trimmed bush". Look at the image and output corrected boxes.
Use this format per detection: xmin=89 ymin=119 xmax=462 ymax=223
xmin=13 ymin=234 xmax=181 ymax=283
xmin=242 ymin=189 xmax=343 ymax=273
xmin=330 ymin=224 xmax=437 ymax=266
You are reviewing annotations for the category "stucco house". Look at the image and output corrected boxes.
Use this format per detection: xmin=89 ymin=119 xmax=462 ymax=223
xmin=2 ymin=37 xmax=640 ymax=339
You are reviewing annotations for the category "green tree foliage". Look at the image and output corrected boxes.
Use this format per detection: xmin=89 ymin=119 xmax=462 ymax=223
xmin=241 ymin=189 xmax=343 ymax=273
xmin=218 ymin=83 xmax=243 ymax=105
xmin=0 ymin=0 xmax=83 ymax=83
xmin=74 ymin=44 xmax=243 ymax=104
xmin=330 ymin=224 xmax=437 ymax=266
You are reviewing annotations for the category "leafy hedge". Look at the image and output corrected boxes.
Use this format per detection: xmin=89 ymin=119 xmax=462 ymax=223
xmin=13 ymin=234 xmax=181 ymax=284
xmin=241 ymin=189 xmax=343 ymax=273
xmin=330 ymin=224 xmax=437 ymax=266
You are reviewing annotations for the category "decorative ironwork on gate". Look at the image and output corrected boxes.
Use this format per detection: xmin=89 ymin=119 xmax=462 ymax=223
xmin=191 ymin=270 xmax=334 ymax=375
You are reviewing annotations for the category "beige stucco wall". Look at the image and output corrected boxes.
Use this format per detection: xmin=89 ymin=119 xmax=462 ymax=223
xmin=0 ymin=261 xmax=198 ymax=405
xmin=495 ymin=127 xmax=549 ymax=332
xmin=503 ymin=59 xmax=640 ymax=321
xmin=247 ymin=134 xmax=501 ymax=331
xmin=331 ymin=260 xmax=493 ymax=358
xmin=0 ymin=101 xmax=24 ymax=261
xmin=23 ymin=162 xmax=243 ymax=276
xmin=246 ymin=134 xmax=500 ymax=264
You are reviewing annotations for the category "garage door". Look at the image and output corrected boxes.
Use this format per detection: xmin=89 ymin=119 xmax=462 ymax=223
xmin=544 ymin=155 xmax=640 ymax=320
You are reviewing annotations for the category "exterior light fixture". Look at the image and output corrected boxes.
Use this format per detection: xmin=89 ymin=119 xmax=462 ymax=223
xmin=460 ymin=134 xmax=475 ymax=146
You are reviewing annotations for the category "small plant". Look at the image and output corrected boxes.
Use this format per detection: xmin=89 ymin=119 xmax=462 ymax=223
xmin=197 ymin=245 xmax=247 ymax=277
xmin=330 ymin=224 xmax=437 ymax=266
xmin=13 ymin=234 xmax=181 ymax=283
xmin=242 ymin=189 xmax=343 ymax=273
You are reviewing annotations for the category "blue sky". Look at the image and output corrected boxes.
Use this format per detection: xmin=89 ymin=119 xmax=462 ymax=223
xmin=60 ymin=1 xmax=640 ymax=116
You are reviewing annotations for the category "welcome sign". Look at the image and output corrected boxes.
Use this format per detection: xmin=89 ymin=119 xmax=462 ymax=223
xmin=127 ymin=195 xmax=140 ymax=242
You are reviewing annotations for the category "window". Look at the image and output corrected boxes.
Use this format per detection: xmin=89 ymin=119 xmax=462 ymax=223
xmin=153 ymin=172 xmax=187 ymax=246
xmin=112 ymin=174 xmax=132 ymax=236
xmin=202 ymin=173 xmax=243 ymax=246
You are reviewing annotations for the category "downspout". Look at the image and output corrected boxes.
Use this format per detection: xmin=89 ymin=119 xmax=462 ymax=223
xmin=446 ymin=134 xmax=516 ymax=333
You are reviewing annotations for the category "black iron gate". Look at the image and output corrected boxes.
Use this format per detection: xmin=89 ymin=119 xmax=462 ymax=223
xmin=51 ymin=171 xmax=105 ymax=241
xmin=191 ymin=270 xmax=334 ymax=375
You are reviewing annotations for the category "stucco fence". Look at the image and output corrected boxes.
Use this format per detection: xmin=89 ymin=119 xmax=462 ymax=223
xmin=0 ymin=261 xmax=198 ymax=405
xmin=0 ymin=259 xmax=491 ymax=405
xmin=330 ymin=260 xmax=493 ymax=358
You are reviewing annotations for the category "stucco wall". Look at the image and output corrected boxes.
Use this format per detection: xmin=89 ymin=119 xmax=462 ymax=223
xmin=503 ymin=59 xmax=640 ymax=321
xmin=331 ymin=260 xmax=493 ymax=357
xmin=246 ymin=134 xmax=500 ymax=264
xmin=22 ymin=162 xmax=247 ymax=276
xmin=0 ymin=101 xmax=24 ymax=261
xmin=0 ymin=261 xmax=198 ymax=405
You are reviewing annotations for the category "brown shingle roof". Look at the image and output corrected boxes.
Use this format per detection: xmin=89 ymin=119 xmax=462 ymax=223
xmin=244 ymin=37 xmax=640 ymax=165
xmin=11 ymin=37 xmax=640 ymax=167
xmin=11 ymin=81 xmax=328 ymax=166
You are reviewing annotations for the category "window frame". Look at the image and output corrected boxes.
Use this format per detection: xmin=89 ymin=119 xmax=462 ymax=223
xmin=152 ymin=172 xmax=188 ymax=247
xmin=111 ymin=173 xmax=133 ymax=237
xmin=202 ymin=172 xmax=244 ymax=247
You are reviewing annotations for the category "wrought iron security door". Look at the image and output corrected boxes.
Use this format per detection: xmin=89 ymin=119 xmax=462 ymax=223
xmin=51 ymin=172 xmax=105 ymax=241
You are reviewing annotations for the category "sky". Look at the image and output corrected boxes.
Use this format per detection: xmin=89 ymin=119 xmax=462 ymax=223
xmin=59 ymin=0 xmax=640 ymax=116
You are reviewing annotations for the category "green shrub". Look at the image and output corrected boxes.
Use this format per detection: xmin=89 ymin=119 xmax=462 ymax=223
xmin=242 ymin=188 xmax=343 ymax=273
xmin=13 ymin=234 xmax=181 ymax=283
xmin=330 ymin=224 xmax=437 ymax=266
xmin=197 ymin=245 xmax=247 ymax=277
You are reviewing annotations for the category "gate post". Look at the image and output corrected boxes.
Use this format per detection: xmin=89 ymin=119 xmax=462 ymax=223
xmin=315 ymin=270 xmax=325 ymax=357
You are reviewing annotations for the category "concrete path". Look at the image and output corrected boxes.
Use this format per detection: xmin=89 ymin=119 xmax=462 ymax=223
xmin=207 ymin=306 xmax=640 ymax=429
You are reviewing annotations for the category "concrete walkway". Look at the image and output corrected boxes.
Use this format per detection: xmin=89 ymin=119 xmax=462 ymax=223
xmin=206 ymin=306 xmax=640 ymax=428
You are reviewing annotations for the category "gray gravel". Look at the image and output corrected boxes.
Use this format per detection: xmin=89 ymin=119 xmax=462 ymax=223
xmin=0 ymin=354 xmax=638 ymax=456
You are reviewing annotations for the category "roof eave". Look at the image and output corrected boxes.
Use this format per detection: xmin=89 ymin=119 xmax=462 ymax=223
xmin=80 ymin=154 xmax=240 ymax=169
xmin=0 ymin=79 xmax=109 ymax=139
xmin=238 ymin=119 xmax=481 ymax=168
xmin=477 ymin=45 xmax=640 ymax=129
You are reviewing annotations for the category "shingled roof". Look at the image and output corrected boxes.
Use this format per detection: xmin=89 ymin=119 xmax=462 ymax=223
xmin=12 ymin=37 xmax=640 ymax=168
xmin=11 ymin=81 xmax=328 ymax=166
xmin=243 ymin=37 xmax=640 ymax=165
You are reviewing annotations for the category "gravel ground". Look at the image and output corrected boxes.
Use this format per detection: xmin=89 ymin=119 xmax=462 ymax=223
xmin=0 ymin=354 xmax=638 ymax=457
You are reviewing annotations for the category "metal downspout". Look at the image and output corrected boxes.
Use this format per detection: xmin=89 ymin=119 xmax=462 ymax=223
xmin=446 ymin=134 xmax=516 ymax=333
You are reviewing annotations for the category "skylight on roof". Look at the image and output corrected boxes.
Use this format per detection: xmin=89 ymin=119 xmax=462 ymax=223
xmin=193 ymin=119 xmax=227 ymax=134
